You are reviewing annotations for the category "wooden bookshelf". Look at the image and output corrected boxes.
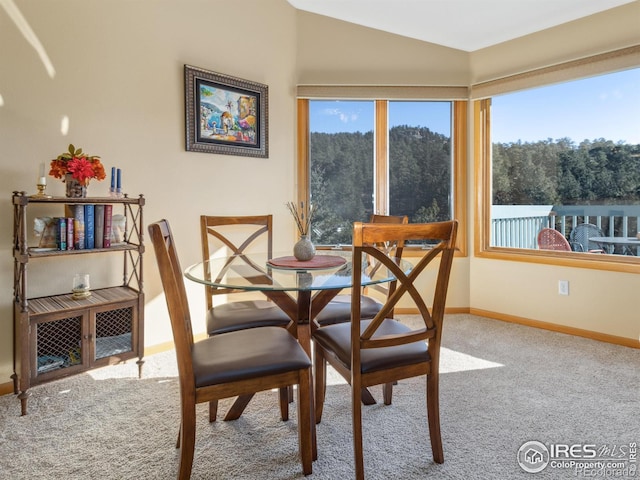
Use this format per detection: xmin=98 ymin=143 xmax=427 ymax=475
xmin=11 ymin=191 xmax=145 ymax=415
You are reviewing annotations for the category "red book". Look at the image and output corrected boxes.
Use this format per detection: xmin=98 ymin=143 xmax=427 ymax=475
xmin=103 ymin=204 xmax=113 ymax=248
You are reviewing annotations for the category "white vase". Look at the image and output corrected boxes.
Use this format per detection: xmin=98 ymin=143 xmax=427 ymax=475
xmin=293 ymin=235 xmax=316 ymax=261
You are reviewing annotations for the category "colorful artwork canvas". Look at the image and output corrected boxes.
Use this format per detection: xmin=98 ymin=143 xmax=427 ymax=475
xmin=185 ymin=65 xmax=268 ymax=158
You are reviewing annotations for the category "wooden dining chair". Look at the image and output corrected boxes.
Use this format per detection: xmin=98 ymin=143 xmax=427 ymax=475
xmin=313 ymin=213 xmax=408 ymax=406
xmin=200 ymin=215 xmax=291 ymax=335
xmin=312 ymin=220 xmax=457 ymax=480
xmin=148 ymin=219 xmax=313 ymax=479
xmin=201 ymin=215 xmax=294 ymax=421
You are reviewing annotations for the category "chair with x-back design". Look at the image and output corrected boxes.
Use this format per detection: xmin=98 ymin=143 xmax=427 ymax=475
xmin=149 ymin=219 xmax=313 ymax=479
xmin=312 ymin=220 xmax=457 ymax=479
xmin=200 ymin=215 xmax=293 ymax=421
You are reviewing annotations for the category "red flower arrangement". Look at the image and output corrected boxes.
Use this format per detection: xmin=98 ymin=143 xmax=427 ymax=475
xmin=49 ymin=144 xmax=106 ymax=186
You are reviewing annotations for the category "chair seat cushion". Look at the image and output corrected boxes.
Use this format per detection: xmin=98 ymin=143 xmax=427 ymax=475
xmin=313 ymin=319 xmax=429 ymax=374
xmin=314 ymin=295 xmax=382 ymax=326
xmin=207 ymin=300 xmax=291 ymax=335
xmin=192 ymin=327 xmax=311 ymax=388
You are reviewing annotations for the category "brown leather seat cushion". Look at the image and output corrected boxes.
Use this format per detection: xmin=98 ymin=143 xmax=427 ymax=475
xmin=314 ymin=295 xmax=382 ymax=326
xmin=192 ymin=327 xmax=311 ymax=388
xmin=207 ymin=300 xmax=291 ymax=335
xmin=313 ymin=319 xmax=429 ymax=374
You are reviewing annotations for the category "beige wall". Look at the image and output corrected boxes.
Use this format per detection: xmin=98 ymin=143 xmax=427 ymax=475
xmin=0 ymin=0 xmax=300 ymax=383
xmin=0 ymin=1 xmax=638 ymax=388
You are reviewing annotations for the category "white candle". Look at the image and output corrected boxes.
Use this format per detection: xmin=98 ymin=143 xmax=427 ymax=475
xmin=38 ymin=162 xmax=46 ymax=185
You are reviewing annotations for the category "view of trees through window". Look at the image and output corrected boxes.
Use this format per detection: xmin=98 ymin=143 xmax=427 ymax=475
xmin=309 ymin=100 xmax=452 ymax=245
xmin=490 ymin=68 xmax=640 ymax=253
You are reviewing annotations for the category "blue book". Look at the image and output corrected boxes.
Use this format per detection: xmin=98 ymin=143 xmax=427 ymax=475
xmin=56 ymin=217 xmax=67 ymax=250
xmin=84 ymin=204 xmax=95 ymax=249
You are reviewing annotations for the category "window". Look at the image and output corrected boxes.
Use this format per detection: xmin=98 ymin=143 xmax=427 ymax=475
xmin=476 ymin=65 xmax=640 ymax=268
xmin=308 ymin=100 xmax=374 ymax=245
xmin=297 ymin=98 xmax=467 ymax=252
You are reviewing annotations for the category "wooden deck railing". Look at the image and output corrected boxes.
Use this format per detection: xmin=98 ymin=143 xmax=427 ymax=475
xmin=491 ymin=204 xmax=640 ymax=254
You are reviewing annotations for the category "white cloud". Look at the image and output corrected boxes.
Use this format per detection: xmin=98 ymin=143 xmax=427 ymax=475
xmin=323 ymin=107 xmax=359 ymax=124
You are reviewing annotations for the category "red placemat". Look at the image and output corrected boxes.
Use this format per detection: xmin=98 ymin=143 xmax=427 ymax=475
xmin=268 ymin=255 xmax=346 ymax=270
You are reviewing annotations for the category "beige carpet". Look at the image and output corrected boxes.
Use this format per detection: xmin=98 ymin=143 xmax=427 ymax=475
xmin=1 ymin=314 xmax=638 ymax=479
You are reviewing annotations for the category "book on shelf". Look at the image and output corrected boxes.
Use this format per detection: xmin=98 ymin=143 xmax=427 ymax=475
xmin=56 ymin=217 xmax=67 ymax=250
xmin=73 ymin=204 xmax=85 ymax=250
xmin=66 ymin=217 xmax=74 ymax=250
xmin=74 ymin=218 xmax=85 ymax=250
xmin=84 ymin=204 xmax=95 ymax=249
xmin=103 ymin=204 xmax=113 ymax=248
xmin=94 ymin=205 xmax=105 ymax=249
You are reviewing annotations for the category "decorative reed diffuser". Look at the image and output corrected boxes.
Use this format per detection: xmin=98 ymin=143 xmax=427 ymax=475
xmin=286 ymin=201 xmax=317 ymax=261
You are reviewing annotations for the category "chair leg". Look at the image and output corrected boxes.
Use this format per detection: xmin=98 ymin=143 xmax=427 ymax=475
xmin=209 ymin=400 xmax=218 ymax=423
xmin=426 ymin=373 xmax=444 ymax=464
xmin=352 ymin=380 xmax=365 ymax=480
xmin=313 ymin=345 xmax=326 ymax=423
xmin=297 ymin=368 xmax=313 ymax=475
xmin=178 ymin=404 xmax=197 ymax=480
xmin=382 ymin=382 xmax=393 ymax=405
xmin=279 ymin=387 xmax=290 ymax=421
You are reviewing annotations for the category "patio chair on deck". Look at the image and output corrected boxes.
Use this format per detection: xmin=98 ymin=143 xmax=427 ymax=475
xmin=537 ymin=228 xmax=571 ymax=251
xmin=569 ymin=223 xmax=608 ymax=253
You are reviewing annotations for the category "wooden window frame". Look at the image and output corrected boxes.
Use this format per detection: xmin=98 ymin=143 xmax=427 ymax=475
xmin=474 ymin=98 xmax=640 ymax=273
xmin=297 ymin=98 xmax=467 ymax=257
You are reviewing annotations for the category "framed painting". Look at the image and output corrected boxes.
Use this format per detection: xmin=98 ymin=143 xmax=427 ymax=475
xmin=184 ymin=65 xmax=268 ymax=158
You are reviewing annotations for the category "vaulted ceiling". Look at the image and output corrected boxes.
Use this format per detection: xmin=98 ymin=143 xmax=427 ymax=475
xmin=287 ymin=0 xmax=637 ymax=51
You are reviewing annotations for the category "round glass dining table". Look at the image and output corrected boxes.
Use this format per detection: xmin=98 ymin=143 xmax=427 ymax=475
xmin=184 ymin=250 xmax=411 ymax=354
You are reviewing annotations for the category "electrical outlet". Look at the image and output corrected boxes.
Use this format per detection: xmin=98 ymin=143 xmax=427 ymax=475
xmin=558 ymin=280 xmax=569 ymax=296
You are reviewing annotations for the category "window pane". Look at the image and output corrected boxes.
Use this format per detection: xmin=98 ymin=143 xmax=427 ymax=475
xmin=490 ymin=68 xmax=640 ymax=254
xmin=309 ymin=100 xmax=374 ymax=245
xmin=389 ymin=101 xmax=453 ymax=224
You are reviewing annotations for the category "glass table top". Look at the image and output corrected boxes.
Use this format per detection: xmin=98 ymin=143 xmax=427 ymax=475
xmin=184 ymin=250 xmax=411 ymax=292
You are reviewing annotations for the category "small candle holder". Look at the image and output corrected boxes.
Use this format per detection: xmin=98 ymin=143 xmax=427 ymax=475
xmin=71 ymin=273 xmax=91 ymax=300
xmin=109 ymin=167 xmax=123 ymax=198
xmin=30 ymin=182 xmax=52 ymax=199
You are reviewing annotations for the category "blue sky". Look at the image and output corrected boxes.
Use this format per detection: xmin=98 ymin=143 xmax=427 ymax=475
xmin=492 ymin=68 xmax=640 ymax=144
xmin=309 ymin=68 xmax=639 ymax=145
